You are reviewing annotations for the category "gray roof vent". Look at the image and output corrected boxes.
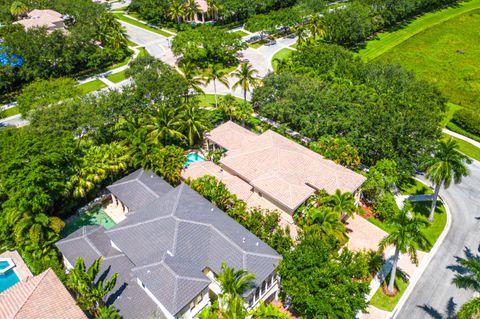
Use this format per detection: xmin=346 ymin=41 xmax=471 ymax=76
xmin=242 ymin=237 xmax=245 ymax=243
xmin=167 ymin=250 xmax=174 ymax=257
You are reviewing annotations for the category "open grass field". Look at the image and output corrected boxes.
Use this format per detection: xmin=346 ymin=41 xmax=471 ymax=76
xmin=3 ymin=106 xmax=20 ymax=117
xmin=358 ymin=0 xmax=480 ymax=61
xmin=375 ymin=9 xmax=480 ymax=112
xmin=196 ymin=94 xmax=244 ymax=108
xmin=106 ymin=71 xmax=127 ymax=83
xmin=77 ymin=80 xmax=107 ymax=95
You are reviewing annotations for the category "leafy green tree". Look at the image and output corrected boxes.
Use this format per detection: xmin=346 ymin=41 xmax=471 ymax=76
xmin=373 ymin=192 xmax=399 ymax=220
xmin=309 ymin=135 xmax=361 ymax=168
xmin=232 ymin=62 xmax=260 ymax=101
xmin=17 ymin=77 xmax=80 ymax=117
xmin=204 ymin=64 xmax=230 ymax=108
xmin=154 ymin=145 xmax=186 ymax=184
xmin=185 ymin=0 xmax=201 ymax=21
xmin=378 ymin=203 xmax=430 ymax=293
xmin=221 ymin=295 xmax=249 ymax=319
xmin=10 ymin=1 xmax=28 ymax=19
xmin=250 ymin=301 xmax=290 ymax=319
xmin=422 ymin=138 xmax=471 ymax=221
xmin=182 ymin=61 xmax=205 ymax=98
xmin=218 ymin=94 xmax=238 ymax=120
xmin=362 ymin=159 xmax=399 ymax=203
xmin=233 ymin=101 xmax=253 ymax=127
xmin=278 ymin=230 xmax=370 ymax=318
xmin=66 ymin=257 xmax=119 ymax=317
xmin=97 ymin=305 xmax=121 ymax=319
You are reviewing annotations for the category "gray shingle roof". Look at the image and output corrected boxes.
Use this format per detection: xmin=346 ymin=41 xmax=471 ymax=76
xmin=107 ymin=169 xmax=173 ymax=212
xmin=56 ymin=227 xmax=163 ymax=319
xmin=58 ymin=172 xmax=280 ymax=318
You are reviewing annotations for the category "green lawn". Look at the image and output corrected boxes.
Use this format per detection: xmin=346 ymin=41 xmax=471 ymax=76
xmin=232 ymin=30 xmax=249 ymax=37
xmin=374 ymin=9 xmax=480 ymax=113
xmin=369 ymin=201 xmax=447 ymax=252
xmin=398 ymin=178 xmax=433 ymax=196
xmin=77 ymin=80 xmax=107 ymax=94
xmin=182 ymin=64 xmax=238 ymax=77
xmin=248 ymin=39 xmax=269 ymax=49
xmin=271 ymin=48 xmax=294 ymax=71
xmin=441 ymin=102 xmax=463 ymax=127
xmin=113 ymin=13 xmax=172 ymax=37
xmin=358 ymin=0 xmax=480 ymax=61
xmin=3 ymin=106 xmax=20 ymax=117
xmin=197 ymin=94 xmax=244 ymax=107
xmin=446 ymin=122 xmax=480 ymax=142
xmin=106 ymin=71 xmax=127 ymax=83
xmin=444 ymin=134 xmax=480 ymax=162
xmin=370 ymin=274 xmax=409 ymax=311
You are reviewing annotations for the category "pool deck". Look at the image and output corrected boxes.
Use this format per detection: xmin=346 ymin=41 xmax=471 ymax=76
xmin=0 ymin=251 xmax=32 ymax=281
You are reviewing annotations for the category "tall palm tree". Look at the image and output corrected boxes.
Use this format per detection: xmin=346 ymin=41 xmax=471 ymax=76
xmin=327 ymin=189 xmax=357 ymax=219
xmin=204 ymin=64 xmax=230 ymax=108
xmin=168 ymin=0 xmax=186 ymax=24
xmin=10 ymin=1 xmax=28 ymax=19
xmin=217 ymin=262 xmax=256 ymax=301
xmin=378 ymin=203 xmax=430 ymax=294
xmin=295 ymin=26 xmax=309 ymax=46
xmin=97 ymin=12 xmax=128 ymax=50
xmin=146 ymin=105 xmax=185 ymax=146
xmin=221 ymin=295 xmax=249 ymax=319
xmin=422 ymin=138 xmax=471 ymax=221
xmin=303 ymin=207 xmax=347 ymax=244
xmin=451 ymin=250 xmax=480 ymax=319
xmin=232 ymin=63 xmax=260 ymax=101
xmin=179 ymin=104 xmax=207 ymax=147
xmin=182 ymin=61 xmax=205 ymax=98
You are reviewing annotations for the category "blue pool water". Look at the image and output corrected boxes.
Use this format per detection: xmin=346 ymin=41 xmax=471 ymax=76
xmin=0 ymin=262 xmax=20 ymax=293
xmin=185 ymin=152 xmax=205 ymax=167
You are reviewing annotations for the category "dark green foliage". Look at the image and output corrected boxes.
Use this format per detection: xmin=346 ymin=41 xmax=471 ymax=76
xmin=128 ymin=0 xmax=170 ymax=26
xmin=310 ymin=135 xmax=361 ymax=168
xmin=172 ymin=26 xmax=245 ymax=68
xmin=245 ymin=7 xmax=304 ymax=33
xmin=362 ymin=159 xmax=399 ymax=202
xmin=373 ymin=192 xmax=398 ymax=220
xmin=0 ymin=0 xmax=128 ymax=97
xmin=452 ymin=108 xmax=480 ymax=137
xmin=278 ymin=231 xmax=370 ymax=318
xmin=188 ymin=175 xmax=294 ymax=254
xmin=322 ymin=0 xmax=460 ymax=47
xmin=252 ymin=43 xmax=445 ymax=174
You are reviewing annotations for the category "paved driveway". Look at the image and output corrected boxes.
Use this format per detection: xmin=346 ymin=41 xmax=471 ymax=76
xmin=395 ymin=161 xmax=480 ymax=318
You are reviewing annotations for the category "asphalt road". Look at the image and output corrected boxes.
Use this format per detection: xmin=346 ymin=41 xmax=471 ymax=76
xmin=395 ymin=160 xmax=480 ymax=318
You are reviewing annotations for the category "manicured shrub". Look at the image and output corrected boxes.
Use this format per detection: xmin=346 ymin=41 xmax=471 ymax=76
xmin=452 ymin=108 xmax=480 ymax=137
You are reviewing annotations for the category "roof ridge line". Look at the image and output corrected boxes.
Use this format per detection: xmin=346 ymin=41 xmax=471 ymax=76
xmin=245 ymin=250 xmax=282 ymax=259
xmin=171 ymin=219 xmax=180 ymax=255
xmin=56 ymin=226 xmax=101 ymax=245
xmin=84 ymin=235 xmax=103 ymax=257
xmin=169 ymin=184 xmax=184 ymax=217
xmin=131 ymin=260 xmax=165 ymax=272
xmin=105 ymin=215 xmax=171 ymax=233
xmin=136 ymin=178 xmax=161 ymax=199
xmin=12 ymin=269 xmax=50 ymax=317
xmin=107 ymin=169 xmax=144 ymax=188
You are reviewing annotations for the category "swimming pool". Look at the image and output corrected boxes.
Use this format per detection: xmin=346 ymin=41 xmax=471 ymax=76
xmin=0 ymin=260 xmax=20 ymax=293
xmin=185 ymin=152 xmax=205 ymax=167
xmin=0 ymin=46 xmax=23 ymax=67
xmin=62 ymin=206 xmax=116 ymax=236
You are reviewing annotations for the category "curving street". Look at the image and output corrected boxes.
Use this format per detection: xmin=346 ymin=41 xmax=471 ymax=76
xmin=395 ymin=160 xmax=480 ymax=318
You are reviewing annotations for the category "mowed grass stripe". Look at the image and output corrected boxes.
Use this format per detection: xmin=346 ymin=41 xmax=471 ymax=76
xmin=357 ymin=0 xmax=480 ymax=61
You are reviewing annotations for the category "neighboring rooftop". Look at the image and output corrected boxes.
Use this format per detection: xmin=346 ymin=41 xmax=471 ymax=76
xmin=57 ymin=176 xmax=280 ymax=318
xmin=107 ymin=168 xmax=173 ymax=213
xmin=0 ymin=268 xmax=87 ymax=319
xmin=13 ymin=9 xmax=65 ymax=31
xmin=206 ymin=121 xmax=366 ymax=212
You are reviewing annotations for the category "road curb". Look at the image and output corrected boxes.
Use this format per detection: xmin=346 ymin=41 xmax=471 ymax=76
xmin=390 ymin=179 xmax=453 ymax=318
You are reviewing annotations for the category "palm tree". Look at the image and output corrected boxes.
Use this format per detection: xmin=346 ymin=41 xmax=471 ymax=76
xmin=6 ymin=210 xmax=64 ymax=247
xmin=97 ymin=12 xmax=128 ymax=50
xmin=327 ymin=189 xmax=357 ymax=219
xmin=232 ymin=63 xmax=260 ymax=101
xmin=182 ymin=61 xmax=205 ymax=98
xmin=422 ymin=138 xmax=471 ymax=221
xmin=233 ymin=101 xmax=253 ymax=127
xmin=451 ymin=249 xmax=480 ymax=318
xmin=303 ymin=207 xmax=347 ymax=244
xmin=146 ymin=105 xmax=185 ymax=146
xmin=204 ymin=64 xmax=230 ymax=108
xmin=218 ymin=94 xmax=238 ymax=120
xmin=168 ymin=0 xmax=186 ymax=24
xmin=295 ymin=26 xmax=309 ymax=46
xmin=185 ymin=0 xmax=201 ymax=21
xmin=378 ymin=203 xmax=430 ymax=294
xmin=308 ymin=15 xmax=327 ymax=40
xmin=179 ymin=104 xmax=207 ymax=147
xmin=217 ymin=262 xmax=256 ymax=301
xmin=10 ymin=1 xmax=28 ymax=19
xmin=221 ymin=295 xmax=249 ymax=319
xmin=97 ymin=306 xmax=121 ymax=319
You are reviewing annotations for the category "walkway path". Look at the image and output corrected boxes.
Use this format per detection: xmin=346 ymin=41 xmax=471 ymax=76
xmin=444 ymin=128 xmax=480 ymax=149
